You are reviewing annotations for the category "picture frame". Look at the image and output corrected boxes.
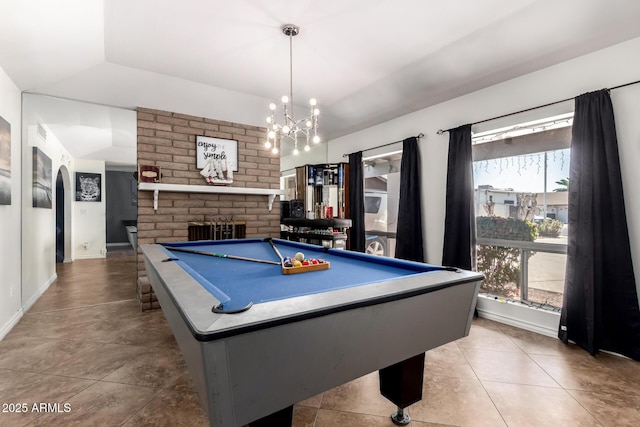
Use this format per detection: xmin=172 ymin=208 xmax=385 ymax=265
xmin=75 ymin=172 xmax=102 ymax=202
xmin=32 ymin=147 xmax=52 ymax=208
xmin=0 ymin=115 xmax=10 ymax=205
xmin=196 ymin=136 xmax=238 ymax=171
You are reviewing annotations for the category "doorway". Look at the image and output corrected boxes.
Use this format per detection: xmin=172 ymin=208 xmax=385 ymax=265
xmin=54 ymin=164 xmax=72 ymax=264
xmin=56 ymin=170 xmax=64 ymax=263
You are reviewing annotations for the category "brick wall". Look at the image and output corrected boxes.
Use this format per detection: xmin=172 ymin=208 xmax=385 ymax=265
xmin=136 ymin=107 xmax=281 ymax=310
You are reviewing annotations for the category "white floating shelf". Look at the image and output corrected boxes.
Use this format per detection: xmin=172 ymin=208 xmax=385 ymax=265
xmin=138 ymin=182 xmax=284 ymax=211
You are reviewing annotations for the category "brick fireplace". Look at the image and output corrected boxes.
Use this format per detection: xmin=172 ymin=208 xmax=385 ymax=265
xmin=135 ymin=107 xmax=281 ymax=310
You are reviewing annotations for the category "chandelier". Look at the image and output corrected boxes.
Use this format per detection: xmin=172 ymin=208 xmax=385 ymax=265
xmin=264 ymin=24 xmax=320 ymax=156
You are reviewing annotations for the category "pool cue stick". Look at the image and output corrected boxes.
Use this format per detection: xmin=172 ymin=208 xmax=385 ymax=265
xmin=267 ymin=238 xmax=284 ymax=262
xmin=163 ymin=245 xmax=281 ymax=265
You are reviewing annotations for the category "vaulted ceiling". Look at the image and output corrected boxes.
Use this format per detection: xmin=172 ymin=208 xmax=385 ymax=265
xmin=2 ymin=0 xmax=640 ymax=165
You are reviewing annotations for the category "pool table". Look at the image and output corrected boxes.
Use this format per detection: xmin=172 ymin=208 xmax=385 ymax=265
xmin=141 ymin=238 xmax=483 ymax=427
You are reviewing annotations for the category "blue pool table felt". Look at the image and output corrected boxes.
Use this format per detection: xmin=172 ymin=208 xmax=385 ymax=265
xmin=161 ymin=238 xmax=442 ymax=311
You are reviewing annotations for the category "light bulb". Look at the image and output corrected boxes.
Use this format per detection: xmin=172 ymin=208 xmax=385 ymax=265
xmin=265 ymin=141 xmax=271 ymax=149
xmin=304 ymin=144 xmax=310 ymax=152
xmin=268 ymin=130 xmax=276 ymax=139
xmin=272 ymin=146 xmax=279 ymax=154
xmin=309 ymin=98 xmax=317 ymax=106
xmin=282 ymin=125 xmax=290 ymax=134
xmin=293 ymin=148 xmax=299 ymax=155
xmin=281 ymin=95 xmax=289 ymax=104
xmin=306 ymin=120 xmax=312 ymax=128
xmin=272 ymin=124 xmax=278 ymax=131
xmin=269 ymin=103 xmax=276 ymax=111
xmin=313 ymin=108 xmax=320 ymax=116
xmin=313 ymin=135 xmax=320 ymax=144
xmin=266 ymin=116 xmax=272 ymax=124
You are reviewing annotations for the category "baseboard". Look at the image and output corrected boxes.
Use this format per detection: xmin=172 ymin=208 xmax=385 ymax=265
xmin=0 ymin=309 xmax=24 ymax=341
xmin=107 ymin=242 xmax=131 ymax=248
xmin=476 ymin=294 xmax=560 ymax=338
xmin=22 ymin=273 xmax=57 ymax=312
xmin=74 ymin=254 xmax=106 ymax=260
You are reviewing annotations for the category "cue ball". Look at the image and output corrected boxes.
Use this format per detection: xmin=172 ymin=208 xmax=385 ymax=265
xmin=294 ymin=252 xmax=305 ymax=261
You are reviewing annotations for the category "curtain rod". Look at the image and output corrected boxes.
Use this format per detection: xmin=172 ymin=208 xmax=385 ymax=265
xmin=342 ymin=133 xmax=424 ymax=158
xmin=436 ymin=79 xmax=640 ymax=135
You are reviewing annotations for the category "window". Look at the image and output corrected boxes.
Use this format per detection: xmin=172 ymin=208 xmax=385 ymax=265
xmin=363 ymin=152 xmax=402 ymax=257
xmin=364 ymin=196 xmax=382 ymax=214
xmin=473 ymin=114 xmax=572 ymax=310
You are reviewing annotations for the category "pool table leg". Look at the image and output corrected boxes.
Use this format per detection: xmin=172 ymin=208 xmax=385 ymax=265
xmin=379 ymin=353 xmax=426 ymax=425
xmin=248 ymin=405 xmax=293 ymax=427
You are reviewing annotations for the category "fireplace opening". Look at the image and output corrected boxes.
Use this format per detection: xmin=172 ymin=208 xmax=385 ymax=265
xmin=188 ymin=218 xmax=246 ymax=241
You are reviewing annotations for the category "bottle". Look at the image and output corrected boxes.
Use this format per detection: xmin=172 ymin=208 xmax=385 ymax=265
xmin=315 ymin=167 xmax=323 ymax=186
xmin=308 ymin=166 xmax=314 ymax=185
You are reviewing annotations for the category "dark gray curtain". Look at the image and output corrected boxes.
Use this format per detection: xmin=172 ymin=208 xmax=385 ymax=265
xmin=395 ymin=137 xmax=424 ymax=262
xmin=381 ymin=136 xmax=425 ymax=411
xmin=442 ymin=124 xmax=476 ymax=270
xmin=559 ymin=89 xmax=640 ymax=361
xmin=348 ymin=152 xmax=365 ymax=252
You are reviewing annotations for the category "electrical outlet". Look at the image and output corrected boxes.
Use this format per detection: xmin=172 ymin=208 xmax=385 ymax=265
xmin=83 ymin=242 xmax=89 ymax=249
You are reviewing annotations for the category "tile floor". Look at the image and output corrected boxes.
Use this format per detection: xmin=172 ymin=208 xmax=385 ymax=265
xmin=1 ymin=256 xmax=640 ymax=426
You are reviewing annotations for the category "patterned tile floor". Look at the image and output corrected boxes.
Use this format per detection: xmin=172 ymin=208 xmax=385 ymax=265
xmin=1 ymin=256 xmax=639 ymax=426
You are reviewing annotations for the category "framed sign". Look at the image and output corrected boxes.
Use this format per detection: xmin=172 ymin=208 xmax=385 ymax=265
xmin=196 ymin=136 xmax=238 ymax=171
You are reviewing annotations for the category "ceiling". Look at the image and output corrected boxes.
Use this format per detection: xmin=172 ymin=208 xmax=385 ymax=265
xmin=2 ymin=0 xmax=640 ymax=165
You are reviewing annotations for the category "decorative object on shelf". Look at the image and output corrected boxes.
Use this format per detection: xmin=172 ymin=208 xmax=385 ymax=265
xmin=197 ymin=136 xmax=237 ymax=185
xmin=32 ymin=147 xmax=52 ymax=209
xmin=138 ymin=164 xmax=161 ymax=183
xmin=264 ymin=24 xmax=320 ymax=156
xmin=75 ymin=172 xmax=101 ymax=202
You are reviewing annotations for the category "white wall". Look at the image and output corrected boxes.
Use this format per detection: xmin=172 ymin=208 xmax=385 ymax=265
xmin=281 ymin=141 xmax=328 ymax=171
xmin=20 ymin=121 xmax=74 ymax=309
xmin=19 ymin=125 xmax=107 ymax=308
xmin=328 ymin=36 xmax=640 ymax=335
xmin=0 ymin=66 xmax=22 ymax=339
xmin=73 ymin=159 xmax=106 ymax=259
